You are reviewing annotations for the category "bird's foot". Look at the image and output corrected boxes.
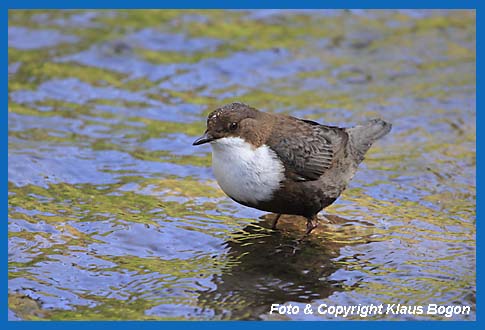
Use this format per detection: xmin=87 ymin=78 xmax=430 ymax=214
xmin=304 ymin=215 xmax=319 ymax=236
xmin=271 ymin=214 xmax=282 ymax=230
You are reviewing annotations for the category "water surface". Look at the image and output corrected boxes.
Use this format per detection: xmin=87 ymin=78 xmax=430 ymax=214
xmin=8 ymin=10 xmax=475 ymax=320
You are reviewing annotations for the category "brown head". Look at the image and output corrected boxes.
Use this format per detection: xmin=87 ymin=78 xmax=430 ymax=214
xmin=193 ymin=102 xmax=272 ymax=147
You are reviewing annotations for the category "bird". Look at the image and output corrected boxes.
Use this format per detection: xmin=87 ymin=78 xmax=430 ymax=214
xmin=193 ymin=102 xmax=391 ymax=235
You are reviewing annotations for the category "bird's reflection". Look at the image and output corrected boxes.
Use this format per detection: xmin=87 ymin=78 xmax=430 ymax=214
xmin=197 ymin=213 xmax=376 ymax=320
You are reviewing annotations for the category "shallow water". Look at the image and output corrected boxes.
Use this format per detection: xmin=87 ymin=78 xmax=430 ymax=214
xmin=8 ymin=10 xmax=475 ymax=320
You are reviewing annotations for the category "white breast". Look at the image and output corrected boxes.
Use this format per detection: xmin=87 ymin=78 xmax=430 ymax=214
xmin=210 ymin=137 xmax=285 ymax=205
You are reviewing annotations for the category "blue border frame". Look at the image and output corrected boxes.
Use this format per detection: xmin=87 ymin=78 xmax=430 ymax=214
xmin=4 ymin=1 xmax=480 ymax=10
xmin=476 ymin=2 xmax=480 ymax=327
xmin=5 ymin=1 xmax=479 ymax=329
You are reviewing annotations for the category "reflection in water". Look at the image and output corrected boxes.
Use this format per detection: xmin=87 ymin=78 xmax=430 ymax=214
xmin=198 ymin=214 xmax=374 ymax=320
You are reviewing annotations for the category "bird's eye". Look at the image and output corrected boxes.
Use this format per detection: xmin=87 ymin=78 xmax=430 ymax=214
xmin=229 ymin=122 xmax=238 ymax=131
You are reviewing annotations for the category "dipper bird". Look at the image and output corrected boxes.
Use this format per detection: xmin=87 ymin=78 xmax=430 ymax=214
xmin=193 ymin=102 xmax=391 ymax=235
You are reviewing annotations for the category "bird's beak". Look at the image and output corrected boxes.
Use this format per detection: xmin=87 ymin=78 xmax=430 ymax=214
xmin=192 ymin=131 xmax=214 ymax=146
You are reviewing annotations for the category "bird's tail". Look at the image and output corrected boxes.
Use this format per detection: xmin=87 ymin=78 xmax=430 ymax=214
xmin=346 ymin=118 xmax=392 ymax=162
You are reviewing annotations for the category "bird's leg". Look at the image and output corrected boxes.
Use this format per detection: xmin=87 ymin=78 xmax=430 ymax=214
xmin=305 ymin=215 xmax=319 ymax=235
xmin=271 ymin=214 xmax=282 ymax=230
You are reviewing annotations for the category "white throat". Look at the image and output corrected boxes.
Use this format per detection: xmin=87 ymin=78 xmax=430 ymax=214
xmin=210 ymin=137 xmax=285 ymax=205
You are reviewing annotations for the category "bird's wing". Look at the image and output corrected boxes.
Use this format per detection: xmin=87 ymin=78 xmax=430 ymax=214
xmin=268 ymin=118 xmax=347 ymax=181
